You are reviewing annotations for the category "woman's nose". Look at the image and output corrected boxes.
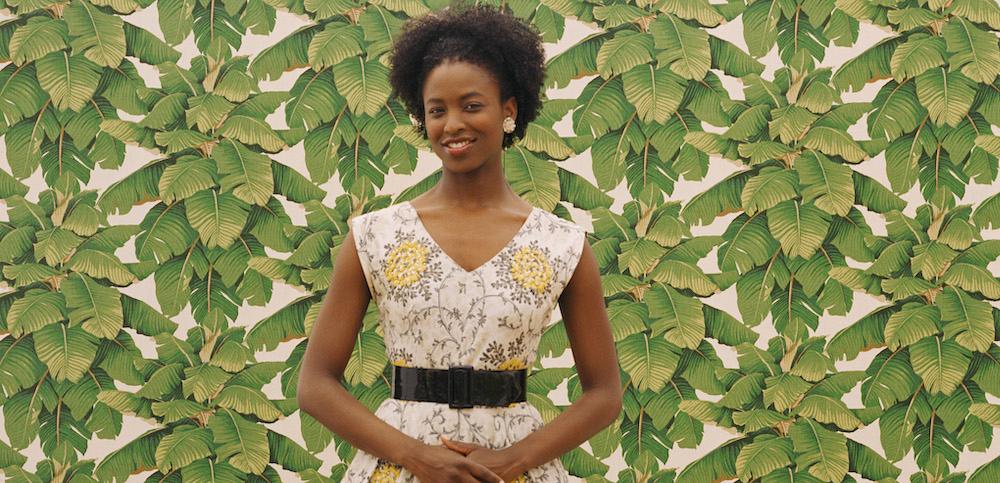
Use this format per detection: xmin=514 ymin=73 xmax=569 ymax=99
xmin=444 ymin=112 xmax=466 ymax=134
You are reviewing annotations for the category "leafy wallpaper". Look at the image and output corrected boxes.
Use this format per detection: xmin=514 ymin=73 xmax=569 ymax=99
xmin=1 ymin=0 xmax=999 ymax=482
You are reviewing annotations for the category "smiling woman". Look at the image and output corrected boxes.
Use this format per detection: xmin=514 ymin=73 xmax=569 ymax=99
xmin=295 ymin=3 xmax=622 ymax=483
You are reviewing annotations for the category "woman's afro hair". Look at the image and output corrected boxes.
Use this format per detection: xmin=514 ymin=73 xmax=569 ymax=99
xmin=388 ymin=4 xmax=546 ymax=148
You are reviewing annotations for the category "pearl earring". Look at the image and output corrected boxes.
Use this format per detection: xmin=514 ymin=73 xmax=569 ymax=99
xmin=502 ymin=116 xmax=516 ymax=134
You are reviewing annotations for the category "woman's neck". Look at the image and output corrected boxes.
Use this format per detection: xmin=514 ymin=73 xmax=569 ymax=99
xmin=428 ymin=157 xmax=519 ymax=209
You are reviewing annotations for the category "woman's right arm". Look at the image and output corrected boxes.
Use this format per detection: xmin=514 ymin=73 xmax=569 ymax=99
xmin=295 ymin=226 xmax=502 ymax=483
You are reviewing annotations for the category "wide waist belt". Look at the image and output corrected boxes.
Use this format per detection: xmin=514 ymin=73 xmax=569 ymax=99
xmin=391 ymin=365 xmax=527 ymax=409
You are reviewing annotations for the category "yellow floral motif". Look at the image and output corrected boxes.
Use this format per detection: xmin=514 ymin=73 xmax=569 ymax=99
xmin=510 ymin=247 xmax=552 ymax=294
xmin=385 ymin=240 xmax=430 ymax=287
xmin=369 ymin=461 xmax=402 ymax=482
xmin=497 ymin=357 xmax=527 ymax=371
xmin=393 ymin=358 xmax=409 ymax=368
xmin=509 ymin=475 xmax=527 ymax=483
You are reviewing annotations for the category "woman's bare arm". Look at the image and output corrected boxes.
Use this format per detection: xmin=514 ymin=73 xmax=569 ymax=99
xmin=297 ymin=227 xmax=508 ymax=482
xmin=295 ymin=228 xmax=423 ymax=463
xmin=499 ymin=238 xmax=624 ymax=474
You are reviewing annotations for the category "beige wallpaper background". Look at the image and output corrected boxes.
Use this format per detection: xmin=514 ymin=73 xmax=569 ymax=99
xmin=2 ymin=3 xmax=999 ymax=482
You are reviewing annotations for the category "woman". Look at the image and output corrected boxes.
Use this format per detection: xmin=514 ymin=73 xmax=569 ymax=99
xmin=296 ymin=5 xmax=621 ymax=482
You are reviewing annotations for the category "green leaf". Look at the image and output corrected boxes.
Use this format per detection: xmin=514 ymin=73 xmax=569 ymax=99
xmin=891 ymin=34 xmax=946 ymax=81
xmin=647 ymin=284 xmax=704 ymax=349
xmin=649 ymin=259 xmax=718 ymax=296
xmin=573 ymin=76 xmax=633 ymax=138
xmin=676 ymin=437 xmax=746 ymax=483
xmin=709 ymin=35 xmax=765 ymax=77
xmin=736 ymin=435 xmax=792 ymax=481
xmin=62 ymin=273 xmax=123 ymax=339
xmin=503 ymin=147 xmax=561 ymax=211
xmin=885 ymin=304 xmax=941 ymax=350
xmin=795 ymin=152 xmax=854 ymax=216
xmin=915 ymin=68 xmax=977 ymax=127
xmin=622 ymin=64 xmax=684 ymax=124
xmin=868 ymin=80 xmax=925 ymax=140
xmin=186 ymin=190 xmax=250 ymax=249
xmin=941 ymin=263 xmax=1000 ymax=299
xmin=7 ymin=290 xmax=66 ymax=337
xmin=64 ymin=0 xmax=126 ymax=68
xmin=769 ymin=105 xmax=818 ymax=144
xmin=794 ymin=394 xmax=863 ymax=430
xmin=767 ymin=200 xmax=831 ymax=260
xmin=307 ymin=22 xmax=363 ymax=71
xmin=268 ymin=430 xmax=322 ymax=472
xmin=214 ymin=139 xmax=274 ymax=206
xmin=35 ymin=51 xmax=102 ymax=112
xmin=618 ymin=332 xmax=680 ymax=392
xmin=789 ymin=418 xmax=849 ymax=482
xmin=67 ymin=249 xmax=137 ymax=285
xmin=8 ymin=17 xmax=68 ymax=66
xmin=596 ymin=30 xmax=653 ymax=78
xmin=938 ymin=287 xmax=994 ymax=352
xmin=941 ymin=17 xmax=1000 ymax=84
xmin=742 ymin=0 xmax=780 ymax=57
xmin=719 ymin=213 xmax=779 ymax=273
xmin=345 ymin=330 xmax=387 ymax=386
xmin=34 ymin=322 xmax=99 ymax=383
xmin=801 ymin=126 xmax=868 ymax=162
xmin=333 ymin=57 xmax=390 ymax=116
xmin=650 ymin=14 xmax=711 ymax=80
xmin=910 ymin=336 xmax=972 ymax=395
xmin=741 ymin=167 xmax=798 ymax=216
xmin=214 ymin=385 xmax=283 ymax=422
xmin=847 ymin=439 xmax=901 ymax=481
xmin=834 ymin=34 xmax=901 ymax=91
xmin=913 ymin=417 xmax=961 ymax=477
xmin=660 ymin=0 xmax=725 ymax=27
xmin=206 ymin=408 xmax=269 ymax=473
xmin=159 ymin=157 xmax=217 ymax=204
xmin=155 ymin=425 xmax=214 ymax=473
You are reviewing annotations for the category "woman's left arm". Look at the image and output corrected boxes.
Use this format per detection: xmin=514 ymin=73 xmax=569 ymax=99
xmin=502 ymin=238 xmax=623 ymax=474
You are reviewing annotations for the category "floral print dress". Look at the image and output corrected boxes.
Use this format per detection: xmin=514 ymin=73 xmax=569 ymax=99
xmin=342 ymin=201 xmax=586 ymax=483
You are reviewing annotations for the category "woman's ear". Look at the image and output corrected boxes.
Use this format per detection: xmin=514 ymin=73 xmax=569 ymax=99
xmin=503 ymin=96 xmax=517 ymax=122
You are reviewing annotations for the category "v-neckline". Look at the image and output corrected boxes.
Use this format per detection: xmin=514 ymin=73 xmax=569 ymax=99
xmin=404 ymin=201 xmax=537 ymax=274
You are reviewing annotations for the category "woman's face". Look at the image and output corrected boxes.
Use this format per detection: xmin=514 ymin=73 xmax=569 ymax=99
xmin=421 ymin=59 xmax=516 ymax=172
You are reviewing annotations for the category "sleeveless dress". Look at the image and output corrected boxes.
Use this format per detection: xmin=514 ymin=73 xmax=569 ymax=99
xmin=342 ymin=200 xmax=586 ymax=483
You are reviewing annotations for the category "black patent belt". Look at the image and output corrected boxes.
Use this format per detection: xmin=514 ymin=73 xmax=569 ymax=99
xmin=391 ymin=365 xmax=528 ymax=409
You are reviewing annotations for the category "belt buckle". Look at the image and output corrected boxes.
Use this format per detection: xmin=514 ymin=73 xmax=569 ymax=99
xmin=447 ymin=365 xmax=474 ymax=409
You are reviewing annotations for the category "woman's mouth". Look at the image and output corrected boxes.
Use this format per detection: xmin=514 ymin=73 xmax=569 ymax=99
xmin=444 ymin=138 xmax=475 ymax=156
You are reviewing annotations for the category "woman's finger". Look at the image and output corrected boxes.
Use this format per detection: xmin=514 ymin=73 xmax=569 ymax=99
xmin=463 ymin=459 xmax=504 ymax=483
xmin=440 ymin=435 xmax=479 ymax=455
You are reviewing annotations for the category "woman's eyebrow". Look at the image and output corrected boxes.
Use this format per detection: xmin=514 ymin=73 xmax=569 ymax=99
xmin=425 ymin=91 xmax=485 ymax=103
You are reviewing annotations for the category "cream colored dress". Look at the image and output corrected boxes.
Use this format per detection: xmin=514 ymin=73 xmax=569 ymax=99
xmin=342 ymin=201 xmax=586 ymax=483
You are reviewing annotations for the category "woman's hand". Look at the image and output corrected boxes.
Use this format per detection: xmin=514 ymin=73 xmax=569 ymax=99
xmin=440 ymin=435 xmax=525 ymax=482
xmin=403 ymin=441 xmax=505 ymax=483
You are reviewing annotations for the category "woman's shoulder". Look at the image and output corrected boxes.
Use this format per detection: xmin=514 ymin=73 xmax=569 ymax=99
xmin=534 ymin=207 xmax=586 ymax=236
xmin=350 ymin=202 xmax=409 ymax=231
xmin=538 ymin=209 xmax=587 ymax=241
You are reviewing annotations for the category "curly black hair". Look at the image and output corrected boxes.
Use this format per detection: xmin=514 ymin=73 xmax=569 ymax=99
xmin=388 ymin=3 xmax=546 ymax=149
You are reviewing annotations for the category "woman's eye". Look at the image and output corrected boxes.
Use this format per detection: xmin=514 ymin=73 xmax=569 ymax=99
xmin=466 ymin=104 xmax=481 ymax=110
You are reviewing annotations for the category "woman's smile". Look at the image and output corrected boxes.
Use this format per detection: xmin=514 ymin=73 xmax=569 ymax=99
xmin=443 ymin=137 xmax=476 ymax=157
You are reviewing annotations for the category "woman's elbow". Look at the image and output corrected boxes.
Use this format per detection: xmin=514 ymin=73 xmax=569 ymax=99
xmin=606 ymin=386 xmax=623 ymax=420
xmin=590 ymin=384 xmax=622 ymax=425
xmin=295 ymin=372 xmax=323 ymax=416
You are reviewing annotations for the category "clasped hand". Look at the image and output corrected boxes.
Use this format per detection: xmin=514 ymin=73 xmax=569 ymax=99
xmin=439 ymin=435 xmax=523 ymax=482
xmin=403 ymin=433 xmax=523 ymax=483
